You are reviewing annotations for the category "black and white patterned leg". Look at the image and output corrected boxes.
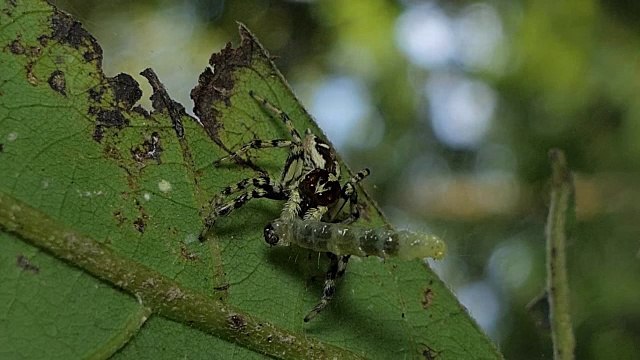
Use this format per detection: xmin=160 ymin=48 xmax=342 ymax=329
xmin=214 ymin=139 xmax=294 ymax=166
xmin=200 ymin=178 xmax=285 ymax=241
xmin=304 ymin=253 xmax=351 ymax=322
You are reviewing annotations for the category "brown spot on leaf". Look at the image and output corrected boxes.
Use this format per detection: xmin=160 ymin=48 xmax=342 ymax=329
xmin=93 ymin=126 xmax=104 ymax=142
xmin=16 ymin=254 xmax=40 ymax=274
xmin=47 ymin=70 xmax=66 ymax=96
xmin=422 ymin=346 xmax=441 ymax=360
xmin=133 ymin=218 xmax=145 ymax=233
xmin=190 ymin=68 xmax=220 ymax=135
xmin=108 ymin=73 xmax=142 ymax=110
xmin=50 ymin=10 xmax=102 ymax=66
xmin=0 ymin=143 xmax=4 ymax=152
xmin=179 ymin=243 xmax=200 ymax=262
xmin=9 ymin=38 xmax=25 ymax=54
xmin=190 ymin=25 xmax=257 ymax=142
xmin=90 ymin=108 xmax=129 ymax=142
xmin=37 ymin=35 xmax=48 ymax=47
xmin=227 ymin=314 xmax=246 ymax=332
xmin=213 ymin=284 xmax=230 ymax=291
xmin=25 ymin=62 xmax=38 ymax=86
xmin=27 ymin=46 xmax=41 ymax=57
xmin=94 ymin=109 xmax=128 ymax=127
xmin=113 ymin=210 xmax=125 ymax=226
xmin=421 ymin=288 xmax=434 ymax=309
xmin=88 ymin=86 xmax=105 ymax=103
xmin=141 ymin=68 xmax=186 ymax=138
xmin=132 ymin=105 xmax=150 ymax=118
xmin=133 ymin=200 xmax=150 ymax=232
xmin=83 ymin=51 xmax=95 ymax=63
xmin=131 ymin=132 xmax=162 ymax=164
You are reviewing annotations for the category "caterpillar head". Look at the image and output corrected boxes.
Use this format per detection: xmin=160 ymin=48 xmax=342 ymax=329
xmin=396 ymin=232 xmax=447 ymax=260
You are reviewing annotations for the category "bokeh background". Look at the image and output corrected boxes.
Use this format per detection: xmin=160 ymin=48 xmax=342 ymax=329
xmin=53 ymin=0 xmax=640 ymax=358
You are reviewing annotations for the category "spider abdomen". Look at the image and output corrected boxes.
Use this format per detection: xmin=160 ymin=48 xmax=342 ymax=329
xmin=270 ymin=219 xmax=446 ymax=260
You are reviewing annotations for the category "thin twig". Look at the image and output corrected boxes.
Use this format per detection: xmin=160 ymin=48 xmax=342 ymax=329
xmin=546 ymin=149 xmax=576 ymax=360
xmin=0 ymin=191 xmax=363 ymax=360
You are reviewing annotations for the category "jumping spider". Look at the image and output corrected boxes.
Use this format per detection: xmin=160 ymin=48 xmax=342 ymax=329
xmin=200 ymin=90 xmax=370 ymax=322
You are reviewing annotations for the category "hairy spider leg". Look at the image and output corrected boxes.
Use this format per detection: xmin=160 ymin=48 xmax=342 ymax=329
xmin=262 ymin=168 xmax=370 ymax=320
xmin=201 ymin=91 xmax=306 ymax=240
xmin=262 ymin=166 xmax=364 ymax=319
xmin=199 ymin=177 xmax=285 ymax=241
xmin=201 ymin=90 xmax=371 ymax=322
xmin=249 ymin=90 xmax=302 ymax=143
xmin=346 ymin=168 xmax=371 ymax=189
xmin=303 ymin=205 xmax=329 ymax=221
xmin=280 ymin=187 xmax=303 ymax=221
xmin=303 ymin=168 xmax=370 ymax=321
xmin=330 ymin=168 xmax=371 ymax=224
xmin=304 ymin=253 xmax=351 ymax=322
xmin=214 ymin=139 xmax=294 ymax=166
xmin=218 ymin=176 xmax=283 ymax=197
xmin=215 ymin=180 xmax=286 ymax=217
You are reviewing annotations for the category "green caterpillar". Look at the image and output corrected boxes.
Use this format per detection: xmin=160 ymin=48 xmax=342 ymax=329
xmin=268 ymin=218 xmax=446 ymax=260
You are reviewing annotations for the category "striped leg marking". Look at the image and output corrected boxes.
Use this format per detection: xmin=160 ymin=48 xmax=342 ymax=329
xmin=328 ymin=168 xmax=370 ymax=224
xmin=249 ymin=90 xmax=302 ymax=143
xmin=214 ymin=139 xmax=294 ymax=166
xmin=304 ymin=253 xmax=351 ymax=322
xmin=343 ymin=168 xmax=370 ymax=223
xmin=302 ymin=169 xmax=369 ymax=320
xmin=199 ymin=177 xmax=284 ymax=241
xmin=219 ymin=176 xmax=277 ymax=197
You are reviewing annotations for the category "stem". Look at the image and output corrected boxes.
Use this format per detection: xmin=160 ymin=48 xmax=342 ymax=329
xmin=0 ymin=191 xmax=363 ymax=360
xmin=546 ymin=149 xmax=576 ymax=360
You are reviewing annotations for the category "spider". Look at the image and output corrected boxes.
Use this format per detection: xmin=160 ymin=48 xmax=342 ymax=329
xmin=199 ymin=91 xmax=370 ymax=322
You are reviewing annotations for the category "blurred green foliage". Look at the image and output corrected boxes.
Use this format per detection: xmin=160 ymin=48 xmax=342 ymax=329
xmin=54 ymin=0 xmax=640 ymax=358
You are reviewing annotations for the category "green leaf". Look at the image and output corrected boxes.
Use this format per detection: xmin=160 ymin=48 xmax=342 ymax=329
xmin=0 ymin=1 xmax=502 ymax=359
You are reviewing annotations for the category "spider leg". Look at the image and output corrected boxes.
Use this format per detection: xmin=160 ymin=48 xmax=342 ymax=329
xmin=328 ymin=168 xmax=370 ymax=224
xmin=217 ymin=176 xmax=276 ymax=198
xmin=249 ymin=90 xmax=302 ymax=143
xmin=247 ymin=91 xmax=308 ymax=187
xmin=214 ymin=139 xmax=294 ymax=166
xmin=304 ymin=253 xmax=351 ymax=322
xmin=348 ymin=168 xmax=371 ymax=186
xmin=279 ymin=188 xmax=303 ymax=221
xmin=303 ymin=169 xmax=369 ymax=321
xmin=200 ymin=177 xmax=285 ymax=241
xmin=303 ymin=206 xmax=329 ymax=221
xmin=343 ymin=168 xmax=370 ymax=223
xmin=263 ymin=186 xmax=331 ymax=246
xmin=264 ymin=188 xmax=323 ymax=246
